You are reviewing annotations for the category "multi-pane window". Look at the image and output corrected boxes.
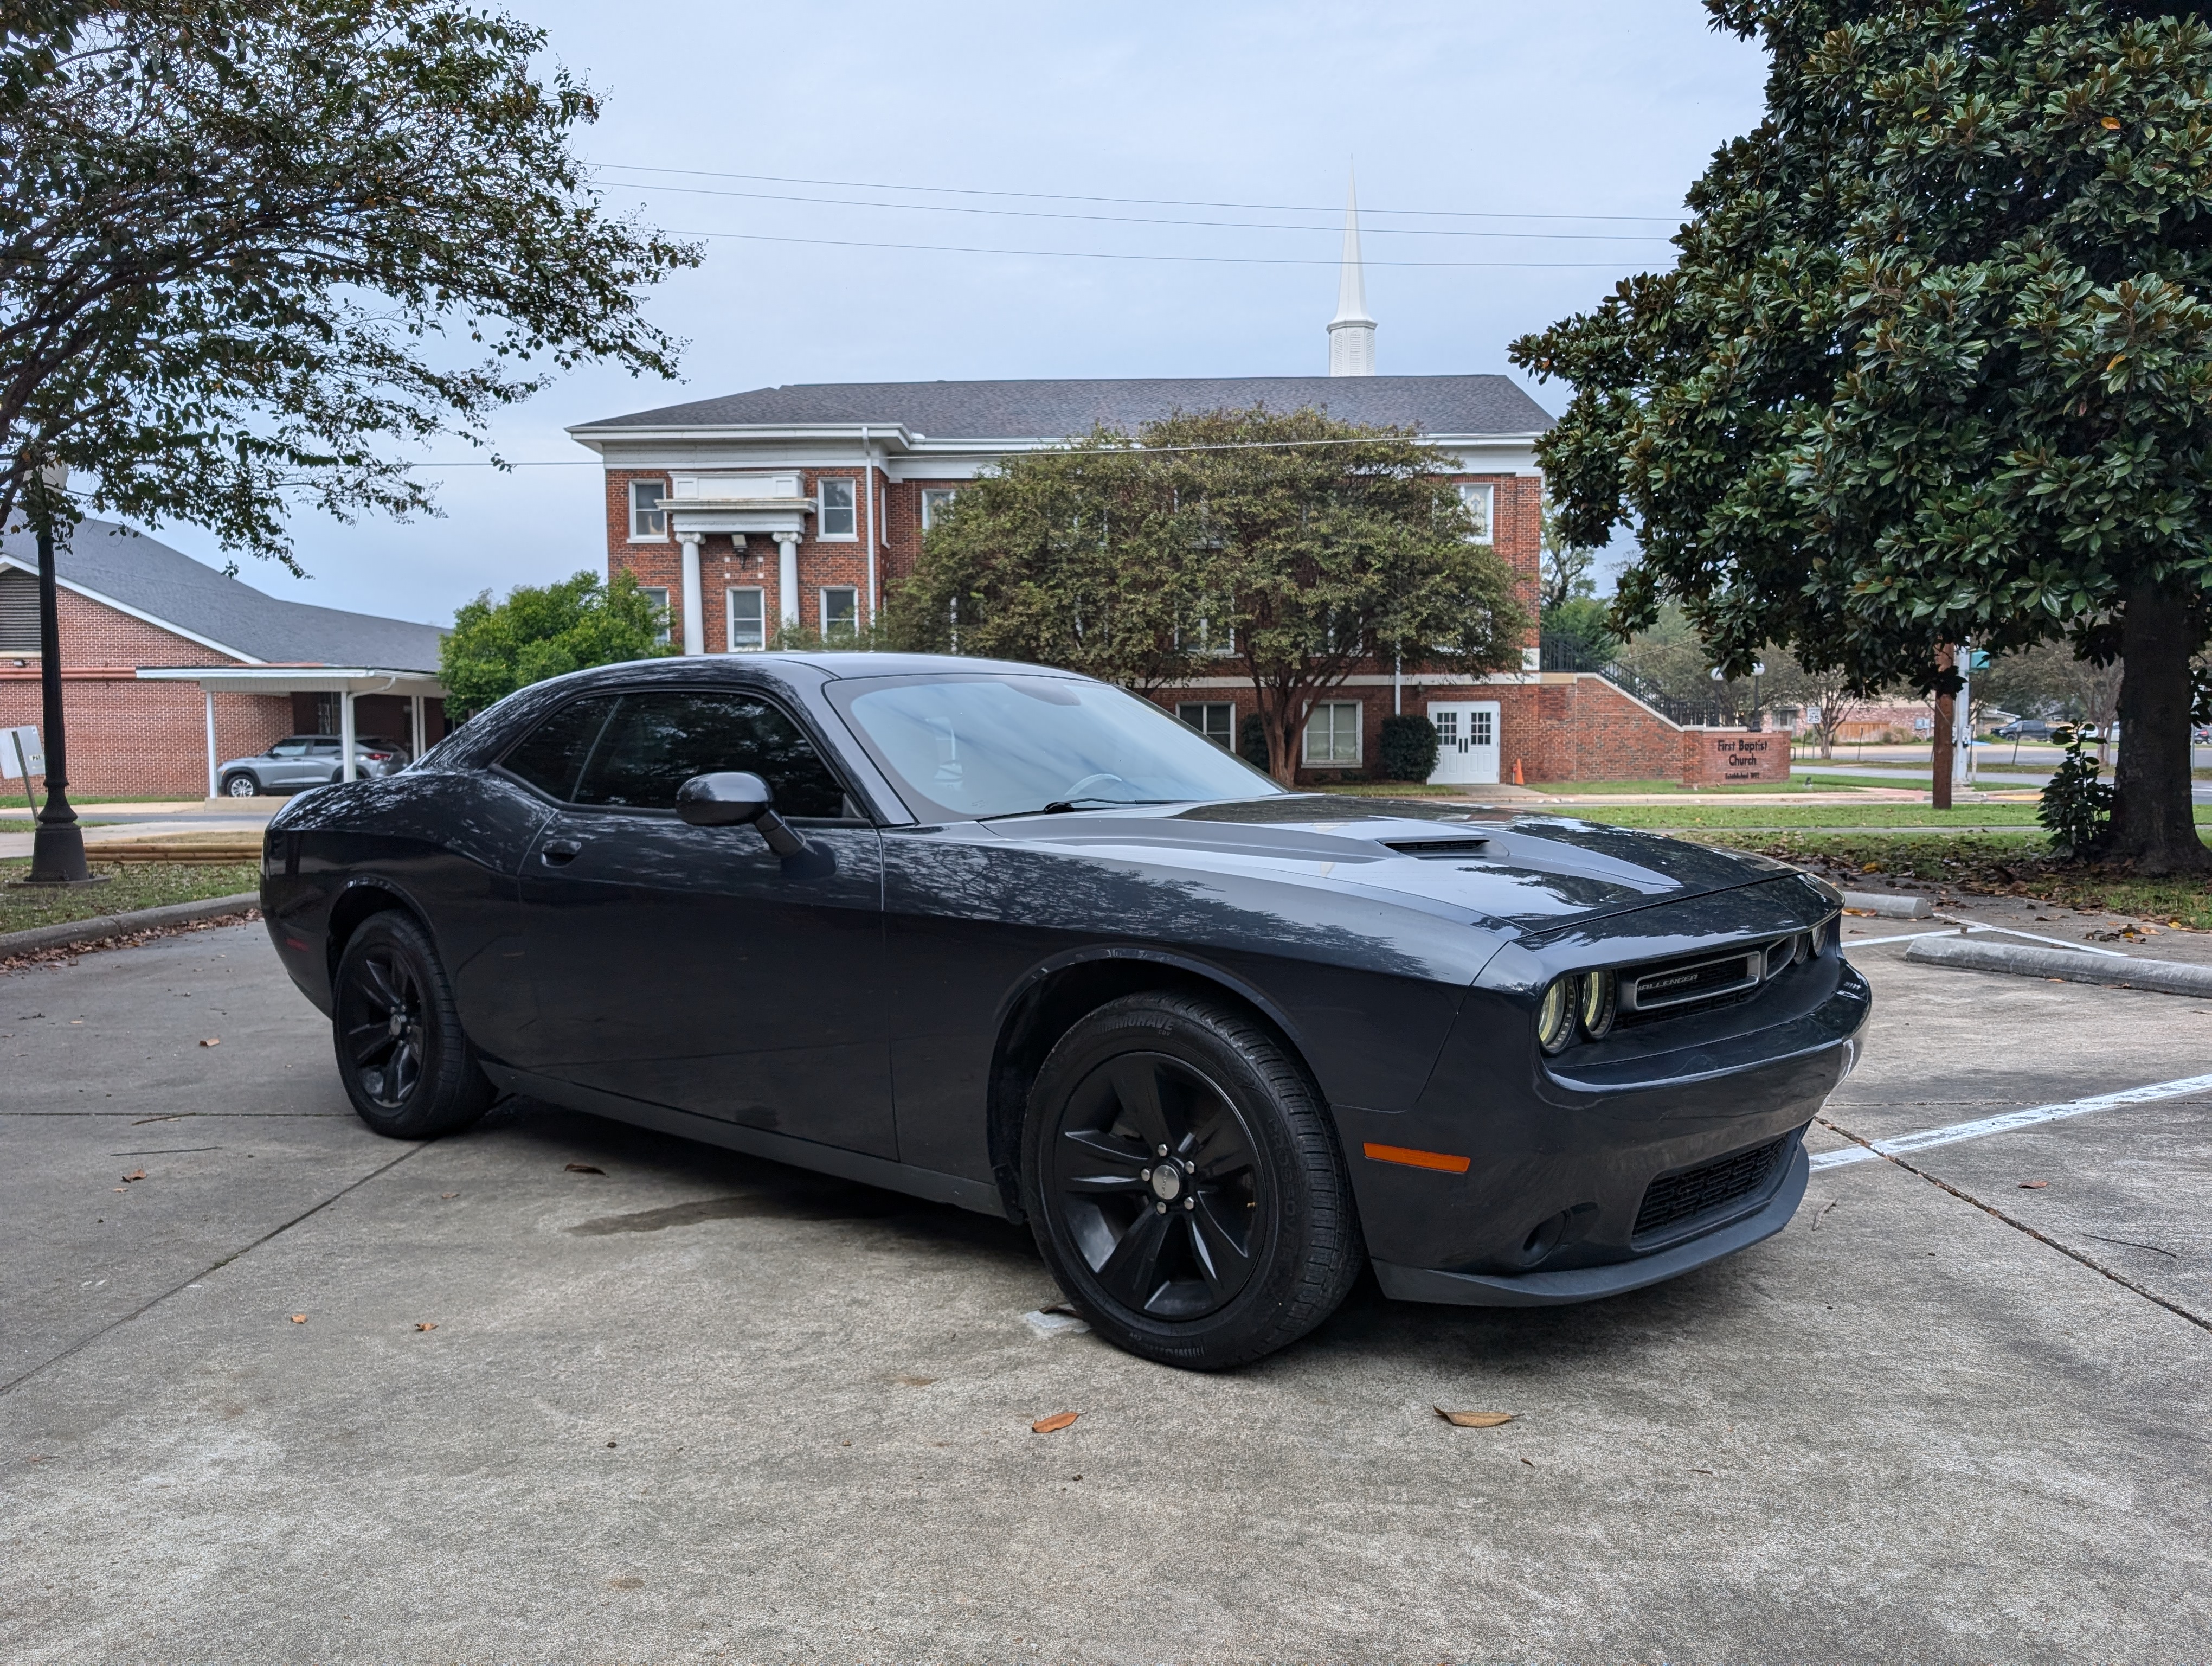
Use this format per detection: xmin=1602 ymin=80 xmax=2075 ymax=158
xmin=726 ymin=587 xmax=765 ymax=651
xmin=920 ymin=488 xmax=959 ymax=531
xmin=629 ymin=479 xmax=667 ymax=540
xmin=639 ymin=586 xmax=672 ymax=646
xmin=1176 ymin=702 xmax=1236 ymax=749
xmin=818 ymin=477 xmax=857 ymax=539
xmin=820 ymin=587 xmax=859 ymax=640
xmin=1301 ymin=701 xmax=1362 ymax=766
xmin=1458 ymin=483 xmax=1494 ymax=544
xmin=1176 ymin=605 xmax=1235 ymax=657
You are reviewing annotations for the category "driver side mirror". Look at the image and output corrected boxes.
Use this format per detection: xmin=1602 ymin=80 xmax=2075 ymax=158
xmin=676 ymin=771 xmax=807 ymax=857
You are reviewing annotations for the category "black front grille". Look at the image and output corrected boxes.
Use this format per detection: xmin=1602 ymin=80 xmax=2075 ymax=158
xmin=1634 ymin=1133 xmax=1791 ymax=1240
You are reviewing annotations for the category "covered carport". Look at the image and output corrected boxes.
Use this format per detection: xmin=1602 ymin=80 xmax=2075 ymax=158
xmin=134 ymin=665 xmax=448 ymax=796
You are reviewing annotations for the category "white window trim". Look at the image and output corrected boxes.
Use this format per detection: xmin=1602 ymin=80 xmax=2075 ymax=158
xmin=819 ymin=585 xmax=859 ymax=638
xmin=1459 ymin=482 xmax=1495 ymax=546
xmin=1302 ymin=701 xmax=1364 ymax=767
xmin=1176 ymin=700 xmax=1237 ymax=749
xmin=635 ymin=585 xmax=673 ymax=648
xmin=629 ymin=478 xmax=670 ymax=543
xmin=726 ymin=586 xmax=766 ymax=652
xmin=919 ymin=487 xmax=959 ymax=531
xmin=816 ymin=476 xmax=859 ymax=542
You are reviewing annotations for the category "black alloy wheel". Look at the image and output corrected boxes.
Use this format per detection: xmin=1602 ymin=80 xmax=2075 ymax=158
xmin=222 ymin=773 xmax=259 ymax=798
xmin=332 ymin=912 xmax=494 ymax=1139
xmin=1022 ymin=992 xmax=1362 ymax=1370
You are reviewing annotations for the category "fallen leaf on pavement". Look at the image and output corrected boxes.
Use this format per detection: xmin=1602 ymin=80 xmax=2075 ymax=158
xmin=119 ymin=1168 xmax=145 ymax=1183
xmin=289 ymin=1314 xmax=307 ymax=1324
xmin=198 ymin=1037 xmax=220 ymax=1048
xmin=2019 ymin=1180 xmax=2049 ymax=1189
xmin=415 ymin=1322 xmax=438 ymax=1332
xmin=564 ymin=1163 xmax=606 ymax=1175
xmin=1031 ymin=1412 xmax=1079 ymax=1434
xmin=1435 ymin=1408 xmax=1514 ymax=1428
xmin=440 ymin=1192 xmax=459 ymax=1199
xmin=1521 ymin=1457 xmax=1535 ymax=1467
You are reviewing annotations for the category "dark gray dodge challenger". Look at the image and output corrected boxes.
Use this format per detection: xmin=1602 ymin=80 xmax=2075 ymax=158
xmin=260 ymin=652 xmax=1869 ymax=1369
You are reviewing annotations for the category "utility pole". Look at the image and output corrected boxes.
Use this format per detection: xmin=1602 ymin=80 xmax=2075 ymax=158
xmin=22 ymin=465 xmax=95 ymax=886
xmin=1931 ymin=644 xmax=1955 ymax=812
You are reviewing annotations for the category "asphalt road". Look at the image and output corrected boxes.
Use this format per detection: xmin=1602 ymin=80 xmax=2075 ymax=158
xmin=3 ymin=908 xmax=2209 ymax=1663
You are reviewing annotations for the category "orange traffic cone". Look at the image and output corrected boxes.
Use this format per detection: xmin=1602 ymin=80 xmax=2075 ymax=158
xmin=1512 ymin=759 xmax=1524 ymax=785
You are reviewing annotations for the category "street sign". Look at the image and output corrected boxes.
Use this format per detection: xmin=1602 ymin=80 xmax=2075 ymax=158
xmin=1 ymin=723 xmax=42 ymax=779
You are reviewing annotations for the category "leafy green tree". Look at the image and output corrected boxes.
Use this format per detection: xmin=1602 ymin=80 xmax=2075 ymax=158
xmin=442 ymin=571 xmax=669 ymax=717
xmin=0 ymin=1 xmax=694 ymax=561
xmin=889 ymin=408 xmax=1528 ymax=783
xmin=883 ymin=434 xmax=1192 ymax=691
xmin=1539 ymin=508 xmax=1601 ymax=610
xmin=1513 ymin=0 xmax=2212 ymax=872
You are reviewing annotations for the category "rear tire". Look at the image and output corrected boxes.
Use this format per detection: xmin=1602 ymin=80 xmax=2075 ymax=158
xmin=332 ymin=911 xmax=494 ymax=1139
xmin=1020 ymin=992 xmax=1361 ymax=1370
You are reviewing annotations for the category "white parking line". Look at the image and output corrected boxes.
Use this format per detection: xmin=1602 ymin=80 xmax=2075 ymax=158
xmin=1811 ymin=1072 xmax=2212 ymax=1171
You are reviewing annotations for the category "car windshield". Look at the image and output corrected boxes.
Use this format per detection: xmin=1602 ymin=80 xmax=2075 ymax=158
xmin=832 ymin=673 xmax=1282 ymax=822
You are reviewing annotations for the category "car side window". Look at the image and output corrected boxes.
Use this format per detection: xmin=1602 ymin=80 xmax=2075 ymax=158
xmin=500 ymin=695 xmax=620 ymax=802
xmin=307 ymin=739 xmax=341 ymax=757
xmin=269 ymin=739 xmax=309 ymax=757
xmin=571 ymin=690 xmax=850 ymax=818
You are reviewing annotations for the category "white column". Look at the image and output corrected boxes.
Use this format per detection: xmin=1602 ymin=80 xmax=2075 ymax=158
xmin=409 ymin=694 xmax=425 ymax=759
xmin=777 ymin=536 xmax=800 ymax=627
xmin=677 ymin=533 xmax=705 ymax=655
xmin=340 ymin=689 xmax=356 ymax=783
xmin=204 ymin=689 xmax=218 ymax=799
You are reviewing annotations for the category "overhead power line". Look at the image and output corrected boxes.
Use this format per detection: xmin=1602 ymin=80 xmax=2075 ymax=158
xmin=605 ymin=177 xmax=1676 ymax=244
xmin=667 ymin=227 xmax=1650 ymax=270
xmin=595 ymin=162 xmax=1680 ymax=227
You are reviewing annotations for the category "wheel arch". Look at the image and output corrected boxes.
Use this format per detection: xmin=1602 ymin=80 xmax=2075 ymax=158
xmin=324 ymin=878 xmax=431 ymax=986
xmin=983 ymin=946 xmax=1320 ymax=1221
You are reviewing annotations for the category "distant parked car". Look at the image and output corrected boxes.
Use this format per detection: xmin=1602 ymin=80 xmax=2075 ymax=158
xmin=1991 ymin=719 xmax=2056 ymax=741
xmin=219 ymin=735 xmax=410 ymax=798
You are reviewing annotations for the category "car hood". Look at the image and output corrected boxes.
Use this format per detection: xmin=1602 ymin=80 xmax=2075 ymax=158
xmin=978 ymin=794 xmax=1802 ymax=934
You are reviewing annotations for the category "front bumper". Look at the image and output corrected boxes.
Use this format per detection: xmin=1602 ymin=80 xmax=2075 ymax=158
xmin=1373 ymin=1139 xmax=1808 ymax=1307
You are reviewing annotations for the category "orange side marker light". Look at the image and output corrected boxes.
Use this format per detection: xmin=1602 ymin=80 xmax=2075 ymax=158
xmin=1362 ymin=1142 xmax=1472 ymax=1175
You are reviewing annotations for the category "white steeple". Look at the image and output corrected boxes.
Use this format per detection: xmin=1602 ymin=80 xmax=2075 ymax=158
xmin=1327 ymin=171 xmax=1377 ymax=376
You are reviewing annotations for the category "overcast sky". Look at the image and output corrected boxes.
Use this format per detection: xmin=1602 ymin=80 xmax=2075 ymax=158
xmin=148 ymin=0 xmax=1770 ymax=622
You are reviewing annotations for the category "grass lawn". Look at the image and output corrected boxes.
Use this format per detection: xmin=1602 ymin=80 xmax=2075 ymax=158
xmin=1672 ymin=829 xmax=2212 ymax=930
xmin=1571 ymin=803 xmax=2212 ymax=831
xmin=0 ymin=859 xmax=260 ymax=934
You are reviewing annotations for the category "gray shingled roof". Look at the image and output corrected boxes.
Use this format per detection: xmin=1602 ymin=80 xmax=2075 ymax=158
xmin=576 ymin=375 xmax=1554 ymax=439
xmin=0 ymin=519 xmax=445 ymax=670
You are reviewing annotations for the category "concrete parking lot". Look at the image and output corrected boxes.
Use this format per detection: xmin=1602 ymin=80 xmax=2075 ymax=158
xmin=3 ymin=908 xmax=2209 ymax=1663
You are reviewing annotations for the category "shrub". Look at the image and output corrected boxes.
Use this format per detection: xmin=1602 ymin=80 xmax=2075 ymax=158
xmin=2039 ymin=738 xmax=2113 ymax=857
xmin=1378 ymin=714 xmax=1440 ymax=781
xmin=1238 ymin=713 xmax=1270 ymax=770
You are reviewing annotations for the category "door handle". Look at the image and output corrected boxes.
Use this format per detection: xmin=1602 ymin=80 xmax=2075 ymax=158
xmin=541 ymin=838 xmax=582 ymax=865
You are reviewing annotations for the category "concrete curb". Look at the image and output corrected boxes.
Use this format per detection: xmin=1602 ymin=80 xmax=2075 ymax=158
xmin=1904 ymin=932 xmax=2212 ymax=998
xmin=1843 ymin=889 xmax=1934 ymax=919
xmin=0 ymin=892 xmax=260 ymax=959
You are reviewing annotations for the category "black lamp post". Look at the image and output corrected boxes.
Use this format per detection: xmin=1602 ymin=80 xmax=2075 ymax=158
xmin=22 ymin=465 xmax=98 ymax=887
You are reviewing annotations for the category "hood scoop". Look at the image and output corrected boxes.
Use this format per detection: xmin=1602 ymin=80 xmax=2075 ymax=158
xmin=1379 ymin=836 xmax=1493 ymax=858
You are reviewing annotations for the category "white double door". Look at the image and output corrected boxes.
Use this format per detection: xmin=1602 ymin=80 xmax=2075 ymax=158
xmin=1428 ymin=701 xmax=1501 ymax=785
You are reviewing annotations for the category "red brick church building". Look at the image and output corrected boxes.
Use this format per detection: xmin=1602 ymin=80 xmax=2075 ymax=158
xmin=570 ymin=207 xmax=1782 ymax=789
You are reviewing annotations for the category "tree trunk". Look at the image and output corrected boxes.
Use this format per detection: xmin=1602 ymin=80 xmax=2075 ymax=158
xmin=1931 ymin=659 xmax=1954 ymax=812
xmin=1258 ymin=690 xmax=1304 ymax=787
xmin=2107 ymin=582 xmax=2211 ymax=874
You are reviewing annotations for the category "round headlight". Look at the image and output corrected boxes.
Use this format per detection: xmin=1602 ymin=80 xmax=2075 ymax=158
xmin=1579 ymin=967 xmax=1617 ymax=1040
xmin=1536 ymin=975 xmax=1580 ymax=1055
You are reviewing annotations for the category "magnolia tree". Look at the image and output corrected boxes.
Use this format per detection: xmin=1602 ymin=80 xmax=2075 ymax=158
xmin=888 ymin=407 xmax=1528 ymax=783
xmin=1513 ymin=0 xmax=2212 ymax=872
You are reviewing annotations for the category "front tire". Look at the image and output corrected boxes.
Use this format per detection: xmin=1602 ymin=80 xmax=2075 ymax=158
xmin=222 ymin=772 xmax=260 ymax=798
xmin=332 ymin=911 xmax=494 ymax=1139
xmin=1021 ymin=992 xmax=1361 ymax=1370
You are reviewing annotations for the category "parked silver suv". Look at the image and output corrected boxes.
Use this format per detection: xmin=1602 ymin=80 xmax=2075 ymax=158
xmin=218 ymin=735 xmax=409 ymax=797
